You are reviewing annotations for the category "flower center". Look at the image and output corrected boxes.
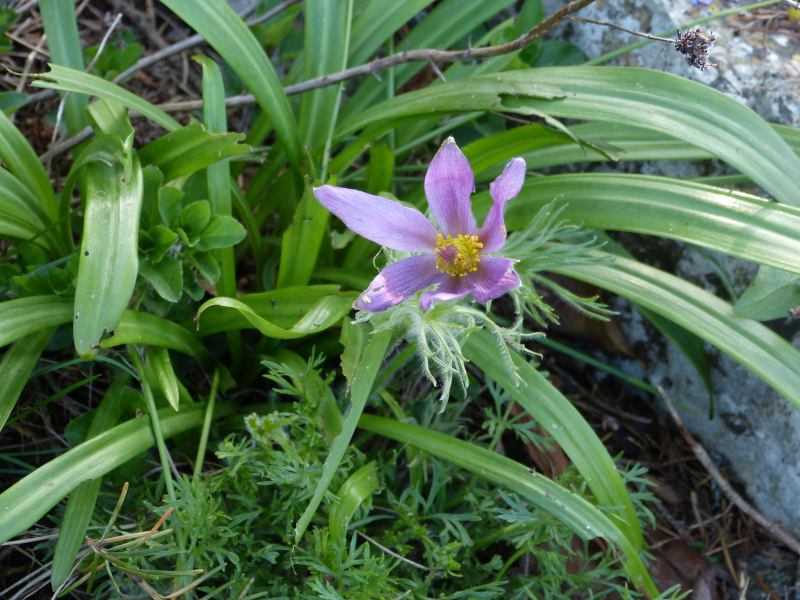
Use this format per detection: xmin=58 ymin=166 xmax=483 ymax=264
xmin=434 ymin=233 xmax=483 ymax=277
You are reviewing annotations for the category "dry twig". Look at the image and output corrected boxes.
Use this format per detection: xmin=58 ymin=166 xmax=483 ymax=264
xmin=659 ymin=385 xmax=800 ymax=556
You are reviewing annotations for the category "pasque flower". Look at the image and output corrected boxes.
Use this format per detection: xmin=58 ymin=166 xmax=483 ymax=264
xmin=314 ymin=137 xmax=526 ymax=312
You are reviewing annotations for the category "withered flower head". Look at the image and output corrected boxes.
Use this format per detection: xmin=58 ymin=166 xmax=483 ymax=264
xmin=675 ymin=28 xmax=721 ymax=71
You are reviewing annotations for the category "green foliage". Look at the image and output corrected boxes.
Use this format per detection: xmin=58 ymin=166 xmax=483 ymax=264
xmin=5 ymin=1 xmax=800 ymax=598
xmin=85 ymin=30 xmax=144 ymax=81
xmin=0 ymin=8 xmax=20 ymax=53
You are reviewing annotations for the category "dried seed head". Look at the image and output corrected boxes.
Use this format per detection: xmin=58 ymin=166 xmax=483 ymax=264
xmin=675 ymin=28 xmax=721 ymax=71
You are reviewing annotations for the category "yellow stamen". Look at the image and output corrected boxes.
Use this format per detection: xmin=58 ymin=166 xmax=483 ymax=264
xmin=434 ymin=233 xmax=483 ymax=277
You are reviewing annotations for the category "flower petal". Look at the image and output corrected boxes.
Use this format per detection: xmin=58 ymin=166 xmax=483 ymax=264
xmin=354 ymin=254 xmax=444 ymax=312
xmin=315 ymin=185 xmax=439 ymax=252
xmin=424 ymin=137 xmax=477 ymax=237
xmin=465 ymin=256 xmax=520 ymax=303
xmin=478 ymin=158 xmax=526 ymax=253
xmin=419 ymin=275 xmax=469 ymax=310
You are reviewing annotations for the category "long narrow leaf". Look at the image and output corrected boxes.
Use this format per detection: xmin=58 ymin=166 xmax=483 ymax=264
xmin=470 ymin=173 xmax=800 ymax=277
xmin=336 ymin=68 xmax=800 ymax=206
xmin=295 ymin=326 xmax=393 ymax=543
xmin=0 ymin=105 xmax=61 ymax=243
xmin=31 ymin=64 xmax=181 ymax=132
xmin=195 ymin=293 xmax=356 ymax=340
xmin=358 ymin=414 xmax=658 ymax=597
xmin=39 ymin=0 xmax=88 ymax=136
xmin=276 ymin=180 xmax=330 ymax=288
xmin=196 ymin=55 xmax=241 ymax=364
xmin=0 ymin=402 xmax=234 ymax=545
xmin=99 ymin=311 xmax=213 ymax=365
xmin=192 ymin=285 xmax=342 ymax=335
xmin=464 ymin=330 xmax=642 ymax=550
xmin=555 ymin=253 xmax=800 ymax=411
xmin=161 ymin=0 xmax=302 ymax=178
xmin=0 ymin=296 xmax=72 ymax=348
xmin=0 ymin=328 xmax=53 ymax=433
xmin=298 ymin=0 xmax=351 ymax=148
xmin=51 ymin=373 xmax=131 ymax=589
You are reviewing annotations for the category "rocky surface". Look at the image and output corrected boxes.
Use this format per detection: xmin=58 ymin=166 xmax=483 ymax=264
xmin=542 ymin=0 xmax=800 ymax=532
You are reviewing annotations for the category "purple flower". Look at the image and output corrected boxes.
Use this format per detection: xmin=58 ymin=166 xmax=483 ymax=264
xmin=692 ymin=0 xmax=713 ymax=5
xmin=314 ymin=137 xmax=525 ymax=312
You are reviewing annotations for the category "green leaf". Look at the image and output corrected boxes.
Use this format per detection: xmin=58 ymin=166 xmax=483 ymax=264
xmin=499 ymin=67 xmax=800 ymax=206
xmin=556 ymin=253 xmax=800 ymax=412
xmin=339 ymin=0 xmax=516 ymax=123
xmin=295 ymin=327 xmax=393 ymax=543
xmin=298 ymin=0 xmax=352 ymax=150
xmin=192 ymin=284 xmax=341 ymax=334
xmin=39 ymin=0 xmax=88 ymax=136
xmin=86 ymin=98 xmax=135 ymax=183
xmin=358 ymin=414 xmax=658 ymax=597
xmin=195 ymin=54 xmax=241 ymax=363
xmin=363 ymin=143 xmax=394 ymax=195
xmin=137 ymin=123 xmax=249 ymax=183
xmin=194 ymin=216 xmax=247 ymax=252
xmin=347 ymin=0 xmax=434 ymax=67
xmin=329 ymin=462 xmax=379 ymax=542
xmin=51 ymin=373 xmax=130 ymax=590
xmin=277 ymin=179 xmax=330 ymax=288
xmin=177 ymin=201 xmax=211 ymax=238
xmin=338 ymin=67 xmax=800 ymax=206
xmin=74 ymin=156 xmax=143 ymax=360
xmin=0 ymin=92 xmax=30 ymax=115
xmin=529 ymin=41 xmax=585 ymax=67
xmin=99 ymin=311 xmax=213 ymax=365
xmin=139 ymin=256 xmax=183 ymax=303
xmin=158 ymin=187 xmax=184 ymax=228
xmin=0 ymin=8 xmax=21 ymax=53
xmin=0 ymin=105 xmax=61 ymax=248
xmin=475 ymin=174 xmax=800 ymax=278
xmin=31 ymin=64 xmax=181 ymax=132
xmin=514 ymin=0 xmax=543 ymax=37
xmin=146 ymin=346 xmax=180 ymax=410
xmin=141 ymin=225 xmax=178 ymax=263
xmin=464 ymin=330 xmax=642 ymax=551
xmin=187 ymin=250 xmax=220 ymax=283
xmin=0 ymin=296 xmax=73 ymax=348
xmin=0 ymin=401 xmax=234 ymax=546
xmin=195 ymin=293 xmax=355 ymax=340
xmin=735 ymin=265 xmax=800 ymax=321
xmin=161 ymin=0 xmax=303 ymax=179
xmin=0 ymin=328 xmax=53 ymax=433
xmin=339 ymin=318 xmax=368 ymax=391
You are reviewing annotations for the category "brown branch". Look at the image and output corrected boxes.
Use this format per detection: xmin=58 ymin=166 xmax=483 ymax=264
xmin=566 ymin=16 xmax=675 ymax=43
xmin=156 ymin=0 xmax=598 ymax=113
xmin=39 ymin=0 xmax=598 ymax=159
xmin=658 ymin=386 xmax=800 ymax=556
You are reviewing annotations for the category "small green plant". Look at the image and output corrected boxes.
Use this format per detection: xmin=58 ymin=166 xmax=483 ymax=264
xmin=2 ymin=1 xmax=800 ymax=598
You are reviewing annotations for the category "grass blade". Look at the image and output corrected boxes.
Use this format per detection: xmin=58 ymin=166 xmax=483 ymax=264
xmin=0 ymin=402 xmax=234 ymax=545
xmin=464 ymin=329 xmax=643 ymax=551
xmin=555 ymin=252 xmax=800 ymax=412
xmin=0 ymin=296 xmax=72 ymax=348
xmin=39 ymin=0 xmax=88 ymax=136
xmin=295 ymin=326 xmax=393 ymax=543
xmin=161 ymin=0 xmax=303 ymax=179
xmin=0 ymin=328 xmax=53 ymax=433
xmin=358 ymin=414 xmax=658 ymax=597
xmin=32 ymin=64 xmax=181 ymax=132
xmin=51 ymin=373 xmax=131 ymax=590
xmin=472 ymin=174 xmax=800 ymax=277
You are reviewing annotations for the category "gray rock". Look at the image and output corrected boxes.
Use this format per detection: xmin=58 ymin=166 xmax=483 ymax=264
xmin=542 ymin=0 xmax=800 ymax=531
